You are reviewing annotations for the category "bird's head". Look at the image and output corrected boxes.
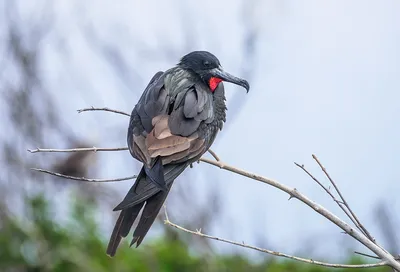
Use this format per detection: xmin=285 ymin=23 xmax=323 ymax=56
xmin=178 ymin=51 xmax=250 ymax=93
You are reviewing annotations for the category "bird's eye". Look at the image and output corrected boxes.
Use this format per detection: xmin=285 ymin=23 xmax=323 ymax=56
xmin=203 ymin=61 xmax=211 ymax=67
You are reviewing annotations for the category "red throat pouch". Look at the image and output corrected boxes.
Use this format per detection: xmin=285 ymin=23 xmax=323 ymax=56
xmin=209 ymin=77 xmax=223 ymax=92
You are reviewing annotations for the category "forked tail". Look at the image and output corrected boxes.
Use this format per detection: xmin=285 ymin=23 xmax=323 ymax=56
xmin=106 ymin=162 xmax=187 ymax=257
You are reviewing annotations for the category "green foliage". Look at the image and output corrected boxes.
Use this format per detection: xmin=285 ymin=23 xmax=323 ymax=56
xmin=0 ymin=195 xmax=392 ymax=272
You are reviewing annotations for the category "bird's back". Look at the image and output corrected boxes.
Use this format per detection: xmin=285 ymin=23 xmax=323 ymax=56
xmin=128 ymin=67 xmax=226 ymax=169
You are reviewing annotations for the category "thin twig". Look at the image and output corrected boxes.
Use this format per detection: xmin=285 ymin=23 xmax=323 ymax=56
xmin=28 ymin=147 xmax=222 ymax=163
xmin=294 ymin=162 xmax=365 ymax=237
xmin=355 ymin=251 xmax=381 ymax=260
xmin=77 ymin=107 xmax=130 ymax=117
xmin=164 ymin=207 xmax=386 ymax=269
xmin=295 ymin=162 xmax=340 ymax=202
xmin=28 ymin=146 xmax=400 ymax=270
xmin=312 ymin=154 xmax=376 ymax=243
xmin=31 ymin=168 xmax=136 ymax=182
xmin=27 ymin=147 xmax=128 ymax=153
xmin=207 ymin=149 xmax=220 ymax=161
xmin=355 ymin=251 xmax=400 ymax=261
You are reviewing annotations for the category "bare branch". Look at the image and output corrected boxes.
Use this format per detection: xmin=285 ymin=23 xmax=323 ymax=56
xmin=207 ymin=149 xmax=220 ymax=161
xmin=27 ymin=147 xmax=128 ymax=153
xmin=355 ymin=251 xmax=381 ymax=260
xmin=312 ymin=154 xmax=376 ymax=243
xmin=295 ymin=162 xmax=367 ymax=238
xmin=164 ymin=207 xmax=386 ymax=269
xmin=77 ymin=107 xmax=130 ymax=117
xmin=198 ymin=157 xmax=400 ymax=270
xmin=295 ymin=162 xmax=337 ymax=200
xmin=27 ymin=146 xmax=221 ymax=164
xmin=31 ymin=168 xmax=136 ymax=182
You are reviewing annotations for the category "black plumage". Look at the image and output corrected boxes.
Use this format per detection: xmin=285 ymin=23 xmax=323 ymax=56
xmin=106 ymin=51 xmax=249 ymax=257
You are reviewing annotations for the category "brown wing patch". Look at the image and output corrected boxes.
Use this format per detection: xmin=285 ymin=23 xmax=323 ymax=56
xmin=162 ymin=137 xmax=205 ymax=164
xmin=147 ymin=133 xmax=188 ymax=151
xmin=132 ymin=115 xmax=207 ymax=166
xmin=132 ymin=135 xmax=152 ymax=165
xmin=152 ymin=116 xmax=171 ymax=139
xmin=143 ymin=115 xmax=206 ymax=164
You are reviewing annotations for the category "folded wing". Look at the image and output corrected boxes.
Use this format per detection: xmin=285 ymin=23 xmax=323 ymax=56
xmin=129 ymin=73 xmax=215 ymax=168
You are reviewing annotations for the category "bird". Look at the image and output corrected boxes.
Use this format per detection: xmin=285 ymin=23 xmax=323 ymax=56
xmin=106 ymin=51 xmax=250 ymax=257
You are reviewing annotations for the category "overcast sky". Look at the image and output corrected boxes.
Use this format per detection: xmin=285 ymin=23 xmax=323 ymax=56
xmin=21 ymin=0 xmax=400 ymax=261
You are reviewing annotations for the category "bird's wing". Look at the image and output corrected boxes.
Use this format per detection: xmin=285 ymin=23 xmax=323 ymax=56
xmin=128 ymin=73 xmax=215 ymax=167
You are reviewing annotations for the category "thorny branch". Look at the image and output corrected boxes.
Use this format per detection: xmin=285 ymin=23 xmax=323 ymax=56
xmin=355 ymin=251 xmax=381 ymax=260
xmin=27 ymin=147 xmax=128 ymax=153
xmin=312 ymin=155 xmax=376 ymax=243
xmin=355 ymin=251 xmax=400 ymax=261
xmin=31 ymin=168 xmax=136 ymax=183
xmin=27 ymin=106 xmax=400 ymax=271
xmin=163 ymin=207 xmax=386 ymax=269
xmin=295 ymin=162 xmax=375 ymax=243
xmin=77 ymin=107 xmax=130 ymax=117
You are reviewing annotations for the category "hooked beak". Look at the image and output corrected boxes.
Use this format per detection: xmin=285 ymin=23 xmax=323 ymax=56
xmin=210 ymin=67 xmax=250 ymax=93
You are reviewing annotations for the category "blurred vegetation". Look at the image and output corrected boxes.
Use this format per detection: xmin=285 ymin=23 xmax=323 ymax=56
xmin=0 ymin=194 xmax=391 ymax=272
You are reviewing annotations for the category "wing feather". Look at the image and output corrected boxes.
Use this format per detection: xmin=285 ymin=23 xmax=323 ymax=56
xmin=129 ymin=71 xmax=215 ymax=167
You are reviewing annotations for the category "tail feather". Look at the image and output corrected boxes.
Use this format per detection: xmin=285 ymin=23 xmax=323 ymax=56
xmin=113 ymin=163 xmax=187 ymax=211
xmin=144 ymin=156 xmax=167 ymax=191
xmin=106 ymin=212 xmax=124 ymax=256
xmin=130 ymin=189 xmax=169 ymax=247
xmin=120 ymin=205 xmax=144 ymax=237
xmin=107 ymin=163 xmax=188 ymax=257
xmin=106 ymin=204 xmax=144 ymax=257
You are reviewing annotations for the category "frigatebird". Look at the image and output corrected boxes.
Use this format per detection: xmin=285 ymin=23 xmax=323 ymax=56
xmin=107 ymin=51 xmax=250 ymax=256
